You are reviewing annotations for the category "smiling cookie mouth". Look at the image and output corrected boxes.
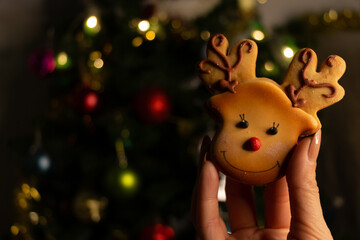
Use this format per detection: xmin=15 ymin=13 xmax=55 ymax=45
xmin=220 ymin=150 xmax=280 ymax=173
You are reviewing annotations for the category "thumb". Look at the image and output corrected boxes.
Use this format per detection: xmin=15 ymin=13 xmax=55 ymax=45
xmin=286 ymin=130 xmax=333 ymax=239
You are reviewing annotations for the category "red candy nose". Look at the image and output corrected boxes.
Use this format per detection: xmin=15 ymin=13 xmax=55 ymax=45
xmin=248 ymin=137 xmax=261 ymax=151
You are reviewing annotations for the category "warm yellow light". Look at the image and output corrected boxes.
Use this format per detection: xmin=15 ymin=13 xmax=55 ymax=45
xmin=29 ymin=212 xmax=39 ymax=225
xmin=57 ymin=52 xmax=68 ymax=66
xmin=10 ymin=225 xmax=19 ymax=236
xmin=93 ymin=58 xmax=104 ymax=69
xmin=264 ymin=61 xmax=275 ymax=71
xmin=120 ymin=172 xmax=136 ymax=188
xmin=22 ymin=183 xmax=30 ymax=194
xmin=328 ymin=9 xmax=338 ymax=21
xmin=86 ymin=16 xmax=98 ymax=28
xmin=138 ymin=20 xmax=150 ymax=32
xmin=252 ymin=30 xmax=265 ymax=41
xmin=90 ymin=51 xmax=102 ymax=61
xmin=30 ymin=187 xmax=41 ymax=201
xmin=282 ymin=47 xmax=294 ymax=58
xmin=145 ymin=30 xmax=156 ymax=41
xmin=200 ymin=31 xmax=211 ymax=41
xmin=132 ymin=37 xmax=143 ymax=47
xmin=19 ymin=198 xmax=27 ymax=209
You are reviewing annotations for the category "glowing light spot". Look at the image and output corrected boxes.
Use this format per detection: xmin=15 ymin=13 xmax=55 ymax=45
xmin=38 ymin=155 xmax=51 ymax=172
xmin=132 ymin=37 xmax=143 ymax=47
xmin=19 ymin=199 xmax=27 ymax=209
xmin=145 ymin=30 xmax=156 ymax=41
xmin=328 ymin=9 xmax=338 ymax=21
xmin=90 ymin=51 xmax=102 ymax=61
xmin=138 ymin=20 xmax=150 ymax=32
xmin=200 ymin=31 xmax=211 ymax=41
xmin=86 ymin=16 xmax=98 ymax=29
xmin=84 ymin=92 xmax=99 ymax=111
xmin=22 ymin=184 xmax=30 ymax=194
xmin=29 ymin=212 xmax=39 ymax=225
xmin=252 ymin=30 xmax=265 ymax=41
xmin=56 ymin=52 xmax=68 ymax=66
xmin=257 ymin=0 xmax=267 ymax=4
xmin=93 ymin=58 xmax=104 ymax=69
xmin=10 ymin=225 xmax=19 ymax=236
xmin=282 ymin=47 xmax=294 ymax=58
xmin=119 ymin=172 xmax=137 ymax=189
xmin=30 ymin=188 xmax=41 ymax=201
xmin=151 ymin=96 xmax=167 ymax=113
xmin=264 ymin=61 xmax=275 ymax=72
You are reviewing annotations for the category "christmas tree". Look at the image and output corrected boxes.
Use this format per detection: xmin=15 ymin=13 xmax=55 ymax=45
xmin=7 ymin=0 xmax=360 ymax=239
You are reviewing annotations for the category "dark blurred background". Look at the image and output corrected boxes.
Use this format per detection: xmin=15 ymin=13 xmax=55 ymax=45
xmin=1 ymin=0 xmax=360 ymax=239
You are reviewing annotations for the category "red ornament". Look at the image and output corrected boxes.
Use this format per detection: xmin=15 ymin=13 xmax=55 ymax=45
xmin=139 ymin=224 xmax=175 ymax=240
xmin=84 ymin=92 xmax=99 ymax=111
xmin=247 ymin=137 xmax=261 ymax=151
xmin=134 ymin=87 xmax=171 ymax=123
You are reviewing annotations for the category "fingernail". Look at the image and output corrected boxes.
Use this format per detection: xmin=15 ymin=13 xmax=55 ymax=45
xmin=308 ymin=130 xmax=321 ymax=161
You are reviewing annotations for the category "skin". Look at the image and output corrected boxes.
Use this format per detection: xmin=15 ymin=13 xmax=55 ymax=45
xmin=191 ymin=130 xmax=333 ymax=240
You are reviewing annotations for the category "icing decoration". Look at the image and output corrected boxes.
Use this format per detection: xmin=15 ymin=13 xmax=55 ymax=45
xmin=286 ymin=49 xmax=337 ymax=108
xmin=198 ymin=33 xmax=253 ymax=93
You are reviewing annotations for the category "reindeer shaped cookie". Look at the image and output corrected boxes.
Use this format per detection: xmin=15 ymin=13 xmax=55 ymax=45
xmin=198 ymin=34 xmax=345 ymax=185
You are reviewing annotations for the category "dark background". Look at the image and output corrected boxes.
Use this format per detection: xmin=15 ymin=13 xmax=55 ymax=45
xmin=1 ymin=0 xmax=360 ymax=238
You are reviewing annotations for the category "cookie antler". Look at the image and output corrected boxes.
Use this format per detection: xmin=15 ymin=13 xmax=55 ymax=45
xmin=198 ymin=34 xmax=258 ymax=94
xmin=281 ymin=48 xmax=346 ymax=128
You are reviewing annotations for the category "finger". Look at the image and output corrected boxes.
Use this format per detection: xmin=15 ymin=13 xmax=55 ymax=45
xmin=195 ymin=160 xmax=228 ymax=239
xmin=191 ymin=136 xmax=211 ymax=223
xmin=286 ymin=130 xmax=332 ymax=238
xmin=226 ymin=178 xmax=257 ymax=232
xmin=264 ymin=177 xmax=291 ymax=229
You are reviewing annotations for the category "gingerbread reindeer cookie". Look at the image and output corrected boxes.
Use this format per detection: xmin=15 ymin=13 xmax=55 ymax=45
xmin=198 ymin=34 xmax=346 ymax=185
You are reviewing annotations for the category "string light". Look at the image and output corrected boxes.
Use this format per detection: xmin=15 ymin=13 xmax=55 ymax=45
xmin=145 ymin=30 xmax=156 ymax=41
xmin=264 ymin=61 xmax=275 ymax=72
xmin=138 ymin=20 xmax=150 ymax=32
xmin=282 ymin=47 xmax=294 ymax=58
xmin=132 ymin=37 xmax=143 ymax=47
xmin=200 ymin=31 xmax=211 ymax=40
xmin=90 ymin=51 xmax=101 ymax=60
xmin=86 ymin=16 xmax=98 ymax=28
xmin=10 ymin=225 xmax=20 ymax=236
xmin=56 ymin=51 xmax=70 ymax=69
xmin=93 ymin=58 xmax=104 ymax=69
xmin=251 ymin=30 xmax=265 ymax=41
xmin=29 ymin=212 xmax=39 ymax=225
xmin=119 ymin=171 xmax=137 ymax=189
xmin=84 ymin=92 xmax=99 ymax=111
xmin=38 ymin=154 xmax=51 ymax=172
xmin=84 ymin=16 xmax=101 ymax=35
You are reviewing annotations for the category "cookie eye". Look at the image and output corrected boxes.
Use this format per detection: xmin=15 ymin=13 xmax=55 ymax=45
xmin=237 ymin=114 xmax=249 ymax=129
xmin=267 ymin=122 xmax=279 ymax=135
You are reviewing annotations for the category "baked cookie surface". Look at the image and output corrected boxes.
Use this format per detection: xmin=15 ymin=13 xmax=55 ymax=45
xmin=198 ymin=34 xmax=346 ymax=185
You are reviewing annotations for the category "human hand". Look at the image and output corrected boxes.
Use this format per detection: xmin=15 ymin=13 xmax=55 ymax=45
xmin=191 ymin=130 xmax=333 ymax=240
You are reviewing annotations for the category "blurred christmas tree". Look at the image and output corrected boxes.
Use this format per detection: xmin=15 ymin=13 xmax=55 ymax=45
xmin=8 ymin=0 xmax=360 ymax=239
